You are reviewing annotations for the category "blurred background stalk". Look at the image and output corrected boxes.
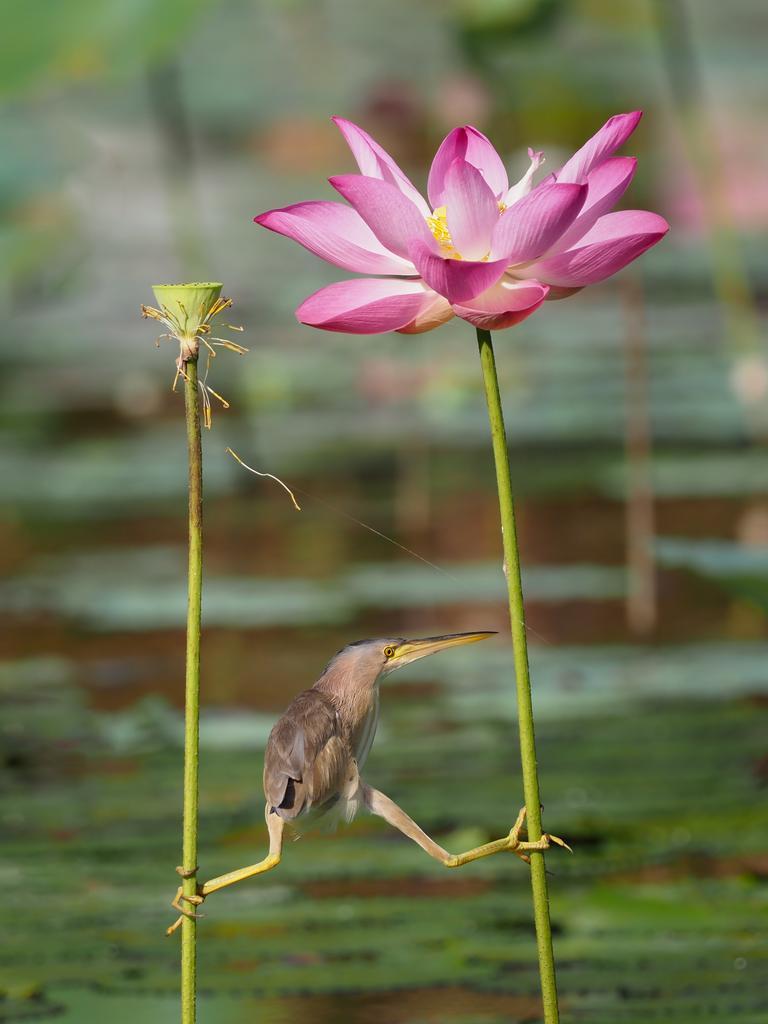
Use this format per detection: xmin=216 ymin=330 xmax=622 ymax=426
xmin=622 ymin=272 xmax=658 ymax=636
xmin=147 ymin=61 xmax=206 ymax=275
xmin=650 ymin=0 xmax=764 ymax=432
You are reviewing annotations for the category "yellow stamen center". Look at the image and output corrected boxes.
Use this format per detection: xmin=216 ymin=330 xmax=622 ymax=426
xmin=426 ymin=206 xmax=462 ymax=260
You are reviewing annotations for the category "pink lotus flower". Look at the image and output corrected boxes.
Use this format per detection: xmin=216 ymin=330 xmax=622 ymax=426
xmin=255 ymin=112 xmax=668 ymax=335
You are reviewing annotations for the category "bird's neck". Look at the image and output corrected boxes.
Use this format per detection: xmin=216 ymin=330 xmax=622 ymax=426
xmin=314 ymin=673 xmax=380 ymax=736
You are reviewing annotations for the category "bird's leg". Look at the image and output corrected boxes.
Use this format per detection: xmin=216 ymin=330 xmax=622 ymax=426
xmin=166 ymin=805 xmax=284 ymax=936
xmin=362 ymin=786 xmax=570 ymax=868
xmin=363 ymin=785 xmax=454 ymax=862
xmin=198 ymin=808 xmax=283 ymax=897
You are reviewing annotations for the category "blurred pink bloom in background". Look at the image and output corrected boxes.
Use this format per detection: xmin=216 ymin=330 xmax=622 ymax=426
xmin=256 ymin=113 xmax=668 ymax=335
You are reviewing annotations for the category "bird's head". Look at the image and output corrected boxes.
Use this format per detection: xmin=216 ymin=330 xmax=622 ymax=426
xmin=322 ymin=631 xmax=496 ymax=688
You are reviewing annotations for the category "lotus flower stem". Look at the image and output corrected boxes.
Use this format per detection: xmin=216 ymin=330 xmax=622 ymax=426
xmin=181 ymin=358 xmax=203 ymax=1024
xmin=476 ymin=327 xmax=559 ymax=1024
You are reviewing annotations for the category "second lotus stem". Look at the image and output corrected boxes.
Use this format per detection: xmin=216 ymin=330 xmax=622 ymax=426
xmin=475 ymin=327 xmax=560 ymax=1024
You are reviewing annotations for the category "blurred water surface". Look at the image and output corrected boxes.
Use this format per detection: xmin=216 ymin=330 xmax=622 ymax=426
xmin=1 ymin=1 xmax=767 ymax=1022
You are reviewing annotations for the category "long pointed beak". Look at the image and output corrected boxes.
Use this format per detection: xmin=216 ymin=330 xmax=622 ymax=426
xmin=388 ymin=631 xmax=496 ymax=670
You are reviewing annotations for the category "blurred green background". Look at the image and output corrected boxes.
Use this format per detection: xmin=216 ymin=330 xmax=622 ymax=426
xmin=1 ymin=1 xmax=767 ymax=1021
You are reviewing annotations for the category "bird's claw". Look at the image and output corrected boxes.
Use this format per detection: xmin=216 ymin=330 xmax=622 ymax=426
xmin=166 ymin=883 xmax=206 ymax=937
xmin=545 ymin=833 xmax=573 ymax=853
xmin=506 ymin=806 xmax=572 ymax=861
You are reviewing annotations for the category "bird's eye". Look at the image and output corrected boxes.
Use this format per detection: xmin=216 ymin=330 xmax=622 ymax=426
xmin=383 ymin=645 xmax=395 ymax=658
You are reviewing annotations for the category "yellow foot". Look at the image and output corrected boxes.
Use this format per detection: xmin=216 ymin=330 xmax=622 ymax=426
xmin=166 ymin=876 xmax=206 ymax=937
xmin=507 ymin=806 xmax=572 ymax=863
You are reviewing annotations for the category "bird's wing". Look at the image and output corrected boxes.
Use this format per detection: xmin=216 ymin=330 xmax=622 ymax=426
xmin=263 ymin=689 xmax=350 ymax=820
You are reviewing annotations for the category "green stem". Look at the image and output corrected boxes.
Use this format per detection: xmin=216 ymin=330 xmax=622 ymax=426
xmin=181 ymin=359 xmax=203 ymax=1024
xmin=476 ymin=328 xmax=560 ymax=1024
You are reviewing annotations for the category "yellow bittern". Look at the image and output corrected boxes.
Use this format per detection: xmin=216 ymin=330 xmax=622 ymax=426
xmin=168 ymin=631 xmax=568 ymax=934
